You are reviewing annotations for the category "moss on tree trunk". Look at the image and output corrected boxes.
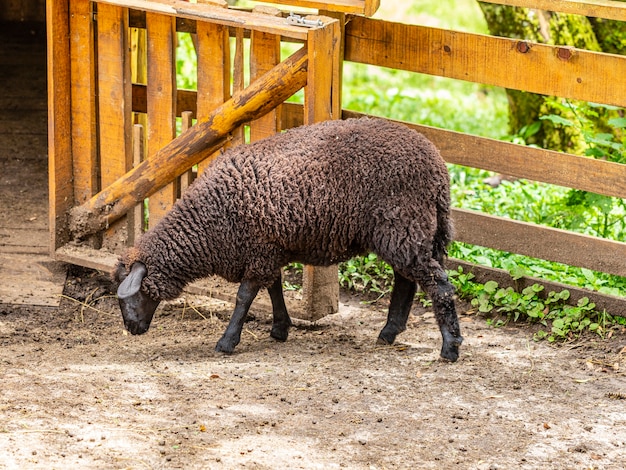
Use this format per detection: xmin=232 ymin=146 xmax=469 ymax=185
xmin=477 ymin=3 xmax=605 ymax=153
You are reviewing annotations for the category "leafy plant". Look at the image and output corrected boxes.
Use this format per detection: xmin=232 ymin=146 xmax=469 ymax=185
xmin=447 ymin=266 xmax=623 ymax=342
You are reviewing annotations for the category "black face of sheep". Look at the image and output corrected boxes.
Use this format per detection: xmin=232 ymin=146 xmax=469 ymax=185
xmin=111 ymin=118 xmax=463 ymax=362
xmin=115 ymin=262 xmax=160 ymax=335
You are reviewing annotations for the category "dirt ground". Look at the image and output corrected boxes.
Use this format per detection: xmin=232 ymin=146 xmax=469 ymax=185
xmin=1 ymin=267 xmax=625 ymax=469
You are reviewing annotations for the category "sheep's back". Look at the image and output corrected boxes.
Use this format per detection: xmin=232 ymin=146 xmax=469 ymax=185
xmin=194 ymin=118 xmax=449 ymax=266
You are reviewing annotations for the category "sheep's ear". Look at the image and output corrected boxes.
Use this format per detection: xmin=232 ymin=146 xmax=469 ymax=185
xmin=117 ymin=262 xmax=147 ymax=299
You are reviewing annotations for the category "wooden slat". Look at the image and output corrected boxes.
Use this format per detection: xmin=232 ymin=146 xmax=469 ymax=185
xmin=132 ymin=84 xmax=197 ymax=117
xmin=345 ymin=16 xmax=626 ymax=108
xmin=241 ymin=0 xmax=379 ymax=16
xmin=452 ymin=208 xmax=626 ymax=277
xmin=196 ymin=19 xmax=231 ymax=175
xmin=47 ymin=0 xmax=73 ymax=252
xmin=69 ymin=47 xmax=309 ymax=238
xmin=93 ymin=0 xmax=310 ymax=40
xmin=97 ymin=3 xmax=133 ymax=251
xmin=301 ymin=17 xmax=342 ymax=321
xmin=69 ymin=0 xmax=98 ymax=205
xmin=483 ymin=0 xmax=626 ymax=21
xmin=281 ymin=105 xmax=626 ymax=200
xmin=340 ymin=110 xmax=626 ymax=200
xmin=249 ymin=7 xmax=281 ymax=143
xmin=146 ymin=12 xmax=177 ymax=227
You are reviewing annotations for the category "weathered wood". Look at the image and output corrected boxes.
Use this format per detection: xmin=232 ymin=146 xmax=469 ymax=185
xmin=69 ymin=46 xmax=309 ymax=239
xmin=47 ymin=0 xmax=73 ymax=253
xmin=146 ymin=13 xmax=177 ymax=227
xmin=132 ymin=84 xmax=197 ymax=117
xmin=250 ymin=6 xmax=281 ymax=143
xmin=196 ymin=18 xmax=231 ymax=175
xmin=129 ymin=124 xmax=145 ymax=245
xmin=179 ymin=111 xmax=195 ymax=193
xmin=340 ymin=110 xmax=626 ymax=200
xmin=482 ymin=0 xmax=626 ymax=21
xmin=69 ymin=0 xmax=97 ymax=206
xmin=96 ymin=4 xmax=133 ymax=252
xmin=92 ymin=0 xmax=310 ymax=40
xmin=345 ymin=16 xmax=626 ymax=108
xmin=452 ymin=208 xmax=626 ymax=277
xmin=241 ymin=0 xmax=380 ymax=16
xmin=302 ymin=16 xmax=342 ymax=321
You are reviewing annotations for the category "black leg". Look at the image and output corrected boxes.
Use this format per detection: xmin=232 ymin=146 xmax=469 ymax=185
xmin=378 ymin=270 xmax=417 ymax=345
xmin=215 ymin=279 xmax=261 ymax=353
xmin=267 ymin=276 xmax=292 ymax=342
xmin=416 ymin=260 xmax=463 ymax=362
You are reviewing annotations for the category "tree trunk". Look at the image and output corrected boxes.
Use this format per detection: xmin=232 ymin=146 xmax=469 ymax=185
xmin=477 ymin=3 xmax=603 ymax=153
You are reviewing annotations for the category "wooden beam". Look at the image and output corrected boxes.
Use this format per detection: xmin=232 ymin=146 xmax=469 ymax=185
xmin=302 ymin=17 xmax=342 ymax=321
xmin=482 ymin=0 xmax=626 ymax=21
xmin=47 ymin=0 xmax=73 ymax=253
xmin=69 ymin=0 xmax=98 ymax=205
xmin=146 ymin=13 xmax=178 ymax=227
xmin=345 ymin=16 xmax=626 ymax=108
xmin=69 ymin=47 xmax=309 ymax=239
xmin=92 ymin=0 xmax=310 ymax=40
xmin=452 ymin=208 xmax=626 ymax=277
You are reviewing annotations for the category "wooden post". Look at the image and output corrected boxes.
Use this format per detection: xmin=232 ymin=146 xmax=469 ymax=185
xmin=47 ymin=0 xmax=73 ymax=253
xmin=196 ymin=13 xmax=231 ymax=175
xmin=69 ymin=47 xmax=309 ymax=239
xmin=146 ymin=13 xmax=178 ymax=227
xmin=302 ymin=17 xmax=342 ymax=321
xmin=250 ymin=6 xmax=282 ymax=142
xmin=96 ymin=4 xmax=133 ymax=253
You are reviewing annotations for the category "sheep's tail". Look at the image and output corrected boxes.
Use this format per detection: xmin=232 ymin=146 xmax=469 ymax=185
xmin=432 ymin=190 xmax=454 ymax=265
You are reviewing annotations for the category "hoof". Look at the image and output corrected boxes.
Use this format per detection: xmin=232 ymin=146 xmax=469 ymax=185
xmin=270 ymin=325 xmax=289 ymax=342
xmin=440 ymin=335 xmax=463 ymax=362
xmin=215 ymin=337 xmax=237 ymax=354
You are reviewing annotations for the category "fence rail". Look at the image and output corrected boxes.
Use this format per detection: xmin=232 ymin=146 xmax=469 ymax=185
xmin=48 ymin=0 xmax=626 ymax=315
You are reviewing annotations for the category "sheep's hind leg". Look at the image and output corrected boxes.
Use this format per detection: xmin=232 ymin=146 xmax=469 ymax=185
xmin=267 ymin=277 xmax=292 ymax=342
xmin=215 ymin=280 xmax=261 ymax=354
xmin=377 ymin=270 xmax=417 ymax=345
xmin=416 ymin=260 xmax=463 ymax=362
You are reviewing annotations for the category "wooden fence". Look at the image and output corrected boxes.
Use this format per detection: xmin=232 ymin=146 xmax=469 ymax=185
xmin=47 ymin=0 xmax=626 ymax=315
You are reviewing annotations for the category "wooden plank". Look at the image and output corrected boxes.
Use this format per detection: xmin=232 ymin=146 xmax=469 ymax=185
xmin=196 ymin=19 xmax=231 ymax=175
xmin=47 ymin=0 xmax=73 ymax=253
xmin=482 ymin=0 xmax=626 ymax=21
xmin=302 ymin=17 xmax=342 ymax=321
xmin=69 ymin=0 xmax=98 ymax=206
xmin=92 ymin=0 xmax=310 ymax=40
xmin=97 ymin=4 xmax=133 ymax=252
xmin=345 ymin=16 xmax=626 ymax=108
xmin=242 ymin=0 xmax=379 ymax=16
xmin=69 ymin=47 xmax=309 ymax=238
xmin=339 ymin=109 xmax=626 ymax=200
xmin=452 ymin=208 xmax=626 ymax=277
xmin=249 ymin=7 xmax=281 ymax=143
xmin=146 ymin=12 xmax=177 ymax=227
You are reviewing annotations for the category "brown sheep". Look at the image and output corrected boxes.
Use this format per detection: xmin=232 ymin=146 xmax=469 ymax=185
xmin=113 ymin=118 xmax=463 ymax=361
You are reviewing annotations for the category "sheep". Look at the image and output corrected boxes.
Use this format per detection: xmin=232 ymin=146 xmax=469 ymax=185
xmin=113 ymin=117 xmax=463 ymax=361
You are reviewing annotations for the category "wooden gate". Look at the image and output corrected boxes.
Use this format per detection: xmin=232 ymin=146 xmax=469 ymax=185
xmin=48 ymin=0 xmax=626 ymax=315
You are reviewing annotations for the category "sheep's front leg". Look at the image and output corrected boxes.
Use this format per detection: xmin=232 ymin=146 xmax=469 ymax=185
xmin=215 ymin=280 xmax=261 ymax=353
xmin=267 ymin=277 xmax=292 ymax=342
xmin=377 ymin=270 xmax=417 ymax=345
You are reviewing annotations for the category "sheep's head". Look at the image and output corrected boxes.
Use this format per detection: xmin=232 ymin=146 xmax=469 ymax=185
xmin=113 ymin=262 xmax=160 ymax=335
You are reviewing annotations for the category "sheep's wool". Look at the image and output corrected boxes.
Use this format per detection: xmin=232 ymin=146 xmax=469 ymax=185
xmin=119 ymin=118 xmax=452 ymax=301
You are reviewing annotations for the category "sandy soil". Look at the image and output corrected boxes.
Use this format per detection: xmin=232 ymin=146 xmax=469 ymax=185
xmin=1 ymin=267 xmax=625 ymax=469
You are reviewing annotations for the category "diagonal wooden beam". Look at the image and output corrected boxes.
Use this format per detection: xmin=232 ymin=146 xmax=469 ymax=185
xmin=69 ymin=46 xmax=308 ymax=239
